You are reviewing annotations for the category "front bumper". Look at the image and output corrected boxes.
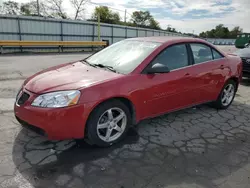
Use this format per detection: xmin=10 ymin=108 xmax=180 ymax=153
xmin=242 ymin=58 xmax=250 ymax=78
xmin=14 ymin=89 xmax=87 ymax=140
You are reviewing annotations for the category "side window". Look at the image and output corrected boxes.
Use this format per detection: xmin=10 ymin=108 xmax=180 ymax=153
xmin=190 ymin=43 xmax=213 ymax=64
xmin=152 ymin=44 xmax=188 ymax=71
xmin=212 ymin=49 xmax=224 ymax=60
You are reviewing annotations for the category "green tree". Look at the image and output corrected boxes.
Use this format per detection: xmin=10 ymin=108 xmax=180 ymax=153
xmin=208 ymin=29 xmax=216 ymax=38
xmin=92 ymin=6 xmax=120 ymax=24
xmin=229 ymin=26 xmax=243 ymax=38
xmin=20 ymin=2 xmax=33 ymax=15
xmin=20 ymin=1 xmax=46 ymax=16
xmin=131 ymin=10 xmax=152 ymax=27
xmin=199 ymin=32 xmax=206 ymax=38
xmin=166 ymin=26 xmax=171 ymax=32
xmin=165 ymin=26 xmax=177 ymax=33
xmin=122 ymin=21 xmax=136 ymax=27
xmin=148 ymin=17 xmax=161 ymax=30
xmin=213 ymin=24 xmax=230 ymax=38
xmin=199 ymin=24 xmax=243 ymax=39
xmin=130 ymin=10 xmax=161 ymax=29
xmin=1 ymin=0 xmax=19 ymax=15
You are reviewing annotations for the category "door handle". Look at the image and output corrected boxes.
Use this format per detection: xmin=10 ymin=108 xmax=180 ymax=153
xmin=220 ymin=65 xmax=225 ymax=69
xmin=184 ymin=73 xmax=190 ymax=76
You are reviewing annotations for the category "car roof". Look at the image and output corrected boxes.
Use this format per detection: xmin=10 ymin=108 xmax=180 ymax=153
xmin=126 ymin=36 xmax=207 ymax=44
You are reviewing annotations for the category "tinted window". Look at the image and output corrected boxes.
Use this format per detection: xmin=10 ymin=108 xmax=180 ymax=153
xmin=212 ymin=49 xmax=224 ymax=59
xmin=152 ymin=44 xmax=188 ymax=70
xmin=190 ymin=43 xmax=213 ymax=64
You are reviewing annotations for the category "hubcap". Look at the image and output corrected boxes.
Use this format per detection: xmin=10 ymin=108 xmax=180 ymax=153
xmin=221 ymin=84 xmax=235 ymax=106
xmin=97 ymin=107 xmax=127 ymax=142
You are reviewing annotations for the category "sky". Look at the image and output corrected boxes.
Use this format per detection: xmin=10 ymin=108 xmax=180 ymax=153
xmin=3 ymin=0 xmax=250 ymax=34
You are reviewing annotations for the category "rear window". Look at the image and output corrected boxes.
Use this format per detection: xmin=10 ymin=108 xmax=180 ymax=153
xmin=190 ymin=43 xmax=213 ymax=64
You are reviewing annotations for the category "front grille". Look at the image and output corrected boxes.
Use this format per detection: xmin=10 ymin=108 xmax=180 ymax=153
xmin=242 ymin=58 xmax=250 ymax=71
xmin=17 ymin=92 xmax=30 ymax=105
xmin=15 ymin=116 xmax=46 ymax=136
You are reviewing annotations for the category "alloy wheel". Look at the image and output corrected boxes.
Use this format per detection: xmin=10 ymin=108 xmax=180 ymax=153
xmin=221 ymin=83 xmax=235 ymax=106
xmin=96 ymin=107 xmax=127 ymax=142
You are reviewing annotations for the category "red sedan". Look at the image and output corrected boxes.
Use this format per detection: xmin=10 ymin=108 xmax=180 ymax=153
xmin=14 ymin=37 xmax=242 ymax=147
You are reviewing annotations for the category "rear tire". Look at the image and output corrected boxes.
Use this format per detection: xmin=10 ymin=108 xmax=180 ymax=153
xmin=85 ymin=100 xmax=131 ymax=147
xmin=212 ymin=80 xmax=237 ymax=109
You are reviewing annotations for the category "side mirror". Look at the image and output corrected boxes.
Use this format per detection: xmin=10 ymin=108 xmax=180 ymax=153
xmin=147 ymin=63 xmax=170 ymax=74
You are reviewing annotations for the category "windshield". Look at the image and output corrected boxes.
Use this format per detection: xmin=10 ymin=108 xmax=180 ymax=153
xmin=85 ymin=40 xmax=161 ymax=74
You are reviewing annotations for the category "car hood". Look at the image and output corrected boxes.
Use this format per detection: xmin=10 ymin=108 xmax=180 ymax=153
xmin=24 ymin=61 xmax=123 ymax=94
xmin=234 ymin=48 xmax=250 ymax=58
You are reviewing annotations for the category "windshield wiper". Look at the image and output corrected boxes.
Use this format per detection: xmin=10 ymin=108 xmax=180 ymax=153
xmin=81 ymin=60 xmax=118 ymax=73
xmin=93 ymin=64 xmax=117 ymax=73
xmin=81 ymin=59 xmax=97 ymax=68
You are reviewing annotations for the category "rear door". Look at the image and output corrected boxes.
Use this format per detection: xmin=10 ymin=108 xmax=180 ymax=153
xmin=189 ymin=43 xmax=229 ymax=103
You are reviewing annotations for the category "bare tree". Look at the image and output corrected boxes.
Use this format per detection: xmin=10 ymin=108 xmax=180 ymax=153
xmin=1 ymin=0 xmax=20 ymax=15
xmin=20 ymin=1 xmax=49 ymax=17
xmin=45 ymin=0 xmax=67 ymax=19
xmin=70 ymin=0 xmax=88 ymax=20
xmin=0 ymin=4 xmax=3 ymax=14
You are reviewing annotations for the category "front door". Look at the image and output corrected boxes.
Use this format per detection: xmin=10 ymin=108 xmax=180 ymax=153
xmin=139 ymin=43 xmax=196 ymax=119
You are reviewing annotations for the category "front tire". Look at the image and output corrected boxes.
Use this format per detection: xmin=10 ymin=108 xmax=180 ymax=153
xmin=212 ymin=80 xmax=237 ymax=109
xmin=85 ymin=100 xmax=131 ymax=147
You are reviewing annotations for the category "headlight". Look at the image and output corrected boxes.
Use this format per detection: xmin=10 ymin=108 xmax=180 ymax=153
xmin=16 ymin=87 xmax=23 ymax=100
xmin=31 ymin=90 xmax=81 ymax=108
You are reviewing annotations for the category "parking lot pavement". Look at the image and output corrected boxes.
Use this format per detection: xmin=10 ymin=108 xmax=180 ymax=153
xmin=216 ymin=45 xmax=237 ymax=53
xmin=1 ymin=49 xmax=250 ymax=188
xmin=0 ymin=53 xmax=91 ymax=82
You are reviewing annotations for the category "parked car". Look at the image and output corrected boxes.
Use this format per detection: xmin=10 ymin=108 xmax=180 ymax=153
xmin=234 ymin=46 xmax=250 ymax=78
xmin=235 ymin=33 xmax=250 ymax=48
xmin=14 ymin=37 xmax=243 ymax=147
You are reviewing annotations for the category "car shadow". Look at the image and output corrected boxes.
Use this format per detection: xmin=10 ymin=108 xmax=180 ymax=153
xmin=12 ymin=100 xmax=250 ymax=188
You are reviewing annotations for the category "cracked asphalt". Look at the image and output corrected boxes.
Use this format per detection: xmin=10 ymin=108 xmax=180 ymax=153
xmin=1 ymin=47 xmax=250 ymax=188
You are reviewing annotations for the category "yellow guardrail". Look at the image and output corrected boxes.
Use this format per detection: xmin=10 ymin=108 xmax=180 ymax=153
xmin=0 ymin=40 xmax=107 ymax=53
xmin=0 ymin=40 xmax=107 ymax=46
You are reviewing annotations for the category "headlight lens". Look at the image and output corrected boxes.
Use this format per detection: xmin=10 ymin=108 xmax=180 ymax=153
xmin=16 ymin=87 xmax=23 ymax=100
xmin=31 ymin=90 xmax=81 ymax=108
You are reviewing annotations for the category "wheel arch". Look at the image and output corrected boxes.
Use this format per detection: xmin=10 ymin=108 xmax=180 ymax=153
xmin=227 ymin=76 xmax=239 ymax=91
xmin=215 ymin=76 xmax=239 ymax=102
xmin=85 ymin=96 xmax=137 ymax=135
